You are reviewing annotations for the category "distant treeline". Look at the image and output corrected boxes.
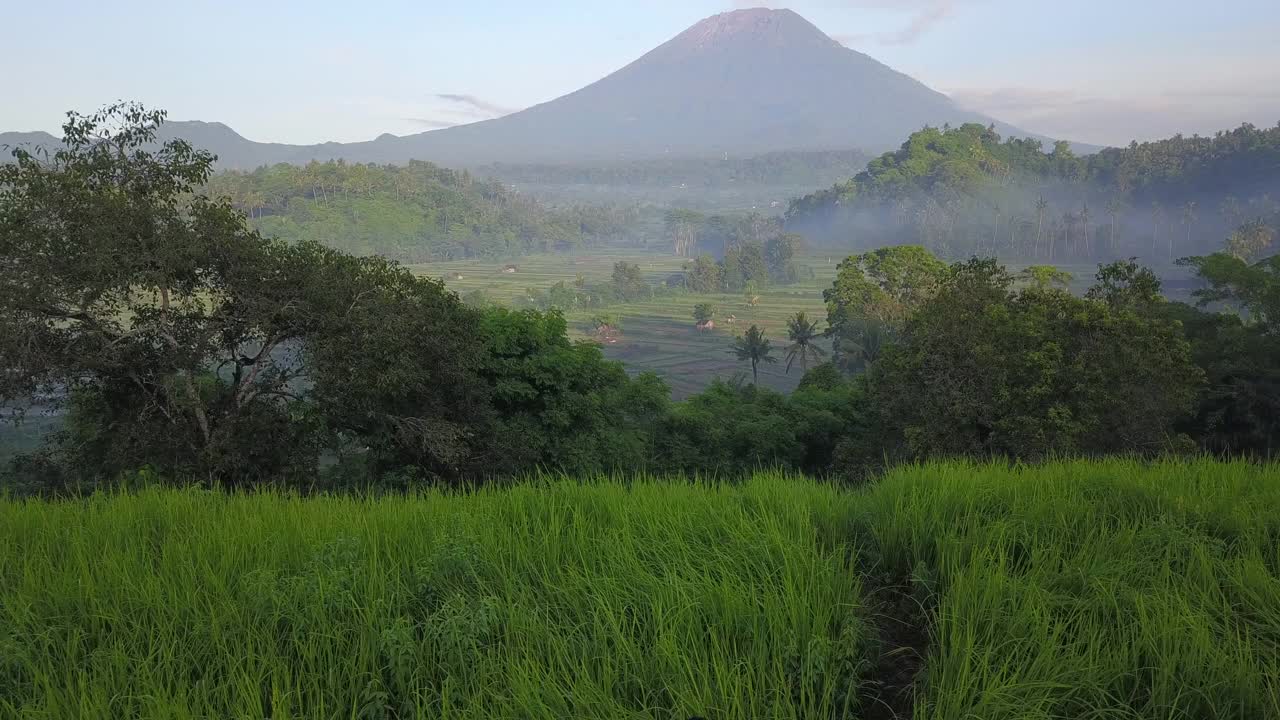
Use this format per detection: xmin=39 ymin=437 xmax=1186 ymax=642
xmin=787 ymin=123 xmax=1280 ymax=263
xmin=204 ymin=161 xmax=656 ymax=262
xmin=476 ymin=149 xmax=872 ymax=188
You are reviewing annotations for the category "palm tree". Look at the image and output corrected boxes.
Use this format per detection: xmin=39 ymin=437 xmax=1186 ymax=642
xmin=1105 ymin=198 xmax=1122 ymax=254
xmin=784 ymin=313 xmax=826 ymax=375
xmin=1180 ymin=201 xmax=1197 ymax=260
xmin=1079 ymin=202 xmax=1092 ymax=256
xmin=730 ymin=325 xmax=777 ymax=385
xmin=1151 ymin=202 xmax=1164 ymax=258
xmin=1035 ymin=195 xmax=1049 ymax=258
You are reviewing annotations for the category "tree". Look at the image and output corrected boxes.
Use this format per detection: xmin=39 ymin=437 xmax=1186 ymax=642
xmin=1086 ymin=258 xmax=1164 ymax=314
xmin=610 ymin=261 xmax=646 ymax=301
xmin=1019 ymin=265 xmax=1074 ymax=291
xmin=665 ymin=209 xmax=703 ymax=257
xmin=1180 ymin=201 xmax=1198 ymax=261
xmin=1179 ymin=252 xmax=1280 ymax=329
xmin=590 ymin=313 xmax=622 ymax=334
xmin=722 ymin=242 xmax=769 ymax=292
xmin=764 ymin=233 xmax=802 ymax=284
xmin=784 ymin=312 xmax=826 ymax=374
xmin=1079 ymin=202 xmax=1093 ymax=256
xmin=1035 ymin=195 xmax=1050 ymax=257
xmin=693 ymin=303 xmax=716 ymax=325
xmin=1105 ymin=198 xmax=1123 ymax=254
xmin=824 ymin=246 xmax=947 ymax=372
xmin=686 ymin=254 xmax=723 ymax=293
xmin=1225 ymin=220 xmax=1276 ymax=262
xmin=730 ymin=325 xmax=777 ymax=385
xmin=869 ymin=258 xmax=1203 ymax=460
xmin=1167 ymin=252 xmax=1280 ymax=456
xmin=477 ymin=308 xmax=668 ymax=476
xmin=0 ymin=104 xmax=493 ymax=486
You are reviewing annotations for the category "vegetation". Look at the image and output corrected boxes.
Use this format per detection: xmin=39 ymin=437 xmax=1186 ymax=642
xmin=783 ymin=312 xmax=824 ymax=374
xmin=3 ymin=105 xmax=1279 ymax=486
xmin=2 ymin=460 xmax=1276 ymax=718
xmin=477 ymin=149 xmax=872 ymax=189
xmin=205 ymin=160 xmax=649 ymax=262
xmin=730 ymin=325 xmax=776 ymax=385
xmin=788 ymin=122 xmax=1280 ymax=263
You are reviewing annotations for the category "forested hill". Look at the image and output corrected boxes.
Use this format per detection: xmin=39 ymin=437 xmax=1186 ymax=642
xmin=476 ymin=149 xmax=872 ymax=188
xmin=203 ymin=161 xmax=649 ymax=261
xmin=786 ymin=122 xmax=1280 ymax=263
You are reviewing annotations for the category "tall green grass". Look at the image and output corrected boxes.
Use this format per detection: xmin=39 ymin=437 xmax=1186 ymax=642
xmin=0 ymin=477 xmax=864 ymax=719
xmin=857 ymin=459 xmax=1280 ymax=720
xmin=1 ymin=459 xmax=1277 ymax=719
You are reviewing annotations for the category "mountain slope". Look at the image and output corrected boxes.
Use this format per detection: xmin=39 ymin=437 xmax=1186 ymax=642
xmin=2 ymin=8 xmax=1070 ymax=169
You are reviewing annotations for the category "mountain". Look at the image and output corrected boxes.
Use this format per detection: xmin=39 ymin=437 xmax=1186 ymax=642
xmin=1 ymin=8 xmax=1075 ymax=170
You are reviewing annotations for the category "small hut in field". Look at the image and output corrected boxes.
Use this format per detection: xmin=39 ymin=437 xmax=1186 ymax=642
xmin=502 ymin=264 xmax=519 ymax=274
xmin=696 ymin=319 xmax=716 ymax=332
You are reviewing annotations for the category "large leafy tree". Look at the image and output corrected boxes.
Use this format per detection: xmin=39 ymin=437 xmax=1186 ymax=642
xmin=477 ymin=308 xmax=668 ymax=475
xmin=686 ymin=254 xmax=723 ymax=293
xmin=1168 ymin=252 xmax=1280 ymax=456
xmin=0 ymin=104 xmax=493 ymax=486
xmin=0 ymin=104 xmax=316 ymax=484
xmin=824 ymin=245 xmax=947 ymax=372
xmin=868 ymin=258 xmax=1203 ymax=460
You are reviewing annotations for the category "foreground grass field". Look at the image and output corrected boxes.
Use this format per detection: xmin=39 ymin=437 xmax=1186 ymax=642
xmin=2 ymin=460 xmax=1278 ymax=719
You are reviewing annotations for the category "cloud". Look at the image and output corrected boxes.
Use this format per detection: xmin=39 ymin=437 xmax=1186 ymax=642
xmin=831 ymin=0 xmax=955 ymax=46
xmin=435 ymin=93 xmax=518 ymax=118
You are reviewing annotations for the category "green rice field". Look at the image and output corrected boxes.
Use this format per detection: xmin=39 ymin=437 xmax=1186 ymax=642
xmin=2 ymin=459 xmax=1277 ymax=719
xmin=410 ymin=251 xmax=1183 ymax=398
xmin=412 ymin=250 xmax=841 ymax=397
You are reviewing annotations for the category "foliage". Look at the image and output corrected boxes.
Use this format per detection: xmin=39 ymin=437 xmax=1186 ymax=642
xmin=784 ymin=312 xmax=826 ymax=375
xmin=609 ymin=261 xmax=647 ymax=301
xmin=865 ymin=259 xmax=1203 ymax=461
xmin=1017 ymin=264 xmax=1073 ymax=290
xmin=823 ymin=245 xmax=947 ymax=372
xmin=685 ymin=254 xmax=724 ymax=293
xmin=692 ymin=302 xmax=716 ymax=324
xmin=787 ymin=122 xmax=1280 ymax=263
xmin=730 ymin=325 xmax=777 ymax=385
xmin=1168 ymin=252 xmax=1280 ymax=455
xmin=477 ymin=148 xmax=872 ymax=187
xmin=477 ymin=308 xmax=668 ymax=476
xmin=653 ymin=378 xmax=865 ymax=476
xmin=1181 ymin=252 xmax=1280 ymax=328
xmin=205 ymin=160 xmax=646 ymax=262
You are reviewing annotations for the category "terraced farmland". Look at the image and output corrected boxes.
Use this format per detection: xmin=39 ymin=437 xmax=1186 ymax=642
xmin=411 ymin=250 xmax=842 ymax=397
xmin=413 ymin=251 xmax=1200 ymax=398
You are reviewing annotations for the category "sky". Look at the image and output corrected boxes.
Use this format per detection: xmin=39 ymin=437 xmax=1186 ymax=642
xmin=6 ymin=0 xmax=1280 ymax=147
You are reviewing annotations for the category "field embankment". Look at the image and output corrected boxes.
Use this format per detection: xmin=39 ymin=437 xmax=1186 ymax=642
xmin=1 ymin=459 xmax=1277 ymax=719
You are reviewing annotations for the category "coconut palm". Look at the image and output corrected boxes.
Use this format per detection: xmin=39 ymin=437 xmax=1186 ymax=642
xmin=784 ymin=312 xmax=826 ymax=375
xmin=730 ymin=324 xmax=776 ymax=385
xmin=1035 ymin=195 xmax=1050 ymax=258
xmin=1105 ymin=198 xmax=1122 ymax=254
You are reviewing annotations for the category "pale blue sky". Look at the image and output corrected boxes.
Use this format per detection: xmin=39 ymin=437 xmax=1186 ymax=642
xmin=7 ymin=0 xmax=1280 ymax=146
